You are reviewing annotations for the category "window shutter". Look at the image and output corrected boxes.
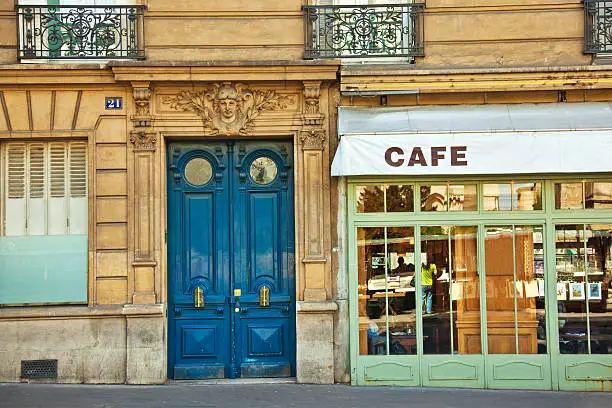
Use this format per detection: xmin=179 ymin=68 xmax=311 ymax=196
xmin=68 ymin=142 xmax=87 ymax=235
xmin=49 ymin=143 xmax=66 ymax=198
xmin=47 ymin=142 xmax=67 ymax=235
xmin=69 ymin=142 xmax=87 ymax=198
xmin=27 ymin=143 xmax=47 ymax=235
xmin=5 ymin=143 xmax=27 ymax=235
xmin=7 ymin=143 xmax=25 ymax=199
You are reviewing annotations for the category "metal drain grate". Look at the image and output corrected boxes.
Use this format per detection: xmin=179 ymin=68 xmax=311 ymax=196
xmin=21 ymin=359 xmax=58 ymax=379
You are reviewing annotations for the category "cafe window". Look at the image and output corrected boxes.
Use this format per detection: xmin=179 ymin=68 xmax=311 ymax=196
xmin=555 ymin=224 xmax=612 ymax=354
xmin=555 ymin=180 xmax=612 ymax=209
xmin=484 ymin=225 xmax=547 ymax=354
xmin=356 ymin=184 xmax=415 ymax=213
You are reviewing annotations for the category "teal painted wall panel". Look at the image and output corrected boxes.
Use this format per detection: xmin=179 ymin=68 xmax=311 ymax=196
xmin=0 ymin=235 xmax=87 ymax=304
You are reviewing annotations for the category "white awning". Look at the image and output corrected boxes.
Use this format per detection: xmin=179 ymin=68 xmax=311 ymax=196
xmin=332 ymin=103 xmax=612 ymax=177
xmin=331 ymin=130 xmax=612 ymax=176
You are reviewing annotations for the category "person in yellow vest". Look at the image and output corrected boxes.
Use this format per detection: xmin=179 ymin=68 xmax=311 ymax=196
xmin=421 ymin=263 xmax=436 ymax=314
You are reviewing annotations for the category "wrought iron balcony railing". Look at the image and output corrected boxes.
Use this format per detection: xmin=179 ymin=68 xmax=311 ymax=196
xmin=303 ymin=3 xmax=424 ymax=59
xmin=17 ymin=5 xmax=145 ymax=60
xmin=585 ymin=0 xmax=612 ymax=53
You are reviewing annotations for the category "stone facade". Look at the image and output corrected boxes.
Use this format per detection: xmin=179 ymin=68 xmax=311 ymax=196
xmin=0 ymin=0 xmax=611 ymax=386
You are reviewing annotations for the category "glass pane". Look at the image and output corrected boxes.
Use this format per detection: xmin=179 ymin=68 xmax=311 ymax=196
xmin=485 ymin=226 xmax=517 ymax=354
xmin=585 ymin=182 xmax=612 ymax=209
xmin=556 ymin=225 xmax=588 ymax=354
xmin=483 ymin=184 xmax=512 ymax=211
xmin=357 ymin=227 xmax=416 ymax=355
xmin=585 ymin=224 xmax=612 ymax=354
xmin=515 ymin=226 xmax=546 ymax=354
xmin=356 ymin=185 xmax=384 ymax=213
xmin=387 ymin=227 xmax=417 ymax=355
xmin=452 ymin=226 xmax=481 ymax=354
xmin=421 ymin=185 xmax=448 ymax=212
xmin=184 ymin=157 xmax=212 ymax=186
xmin=358 ymin=227 xmax=387 ymax=355
xmin=250 ymin=157 xmax=277 ymax=185
xmin=555 ymin=182 xmax=583 ymax=210
xmin=514 ymin=183 xmax=542 ymax=211
xmin=421 ymin=226 xmax=481 ymax=355
xmin=386 ymin=185 xmax=414 ymax=213
xmin=449 ymin=184 xmax=477 ymax=211
xmin=421 ymin=226 xmax=449 ymax=353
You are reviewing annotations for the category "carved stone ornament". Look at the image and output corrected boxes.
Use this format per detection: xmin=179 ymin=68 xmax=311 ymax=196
xmin=132 ymin=86 xmax=152 ymax=127
xmin=303 ymin=81 xmax=321 ymax=116
xmin=130 ymin=129 xmax=157 ymax=151
xmin=300 ymin=129 xmax=326 ymax=150
xmin=162 ymin=82 xmax=294 ymax=136
xmin=302 ymin=81 xmax=323 ymax=126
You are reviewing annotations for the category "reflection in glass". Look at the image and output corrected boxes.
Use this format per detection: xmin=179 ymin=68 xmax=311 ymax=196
xmin=556 ymin=224 xmax=612 ymax=354
xmin=421 ymin=185 xmax=447 ymax=212
xmin=514 ymin=183 xmax=542 ymax=211
xmin=356 ymin=185 xmax=384 ymax=213
xmin=585 ymin=182 xmax=612 ymax=209
xmin=420 ymin=226 xmax=481 ymax=355
xmin=184 ymin=157 xmax=213 ymax=186
xmin=449 ymin=184 xmax=477 ymax=211
xmin=357 ymin=227 xmax=416 ymax=355
xmin=485 ymin=225 xmax=546 ymax=354
xmin=555 ymin=182 xmax=583 ymax=210
xmin=483 ymin=184 xmax=512 ymax=211
xmin=249 ymin=157 xmax=277 ymax=185
xmin=386 ymin=185 xmax=414 ymax=213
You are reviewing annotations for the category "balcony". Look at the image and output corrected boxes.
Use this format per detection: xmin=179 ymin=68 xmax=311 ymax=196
xmin=303 ymin=3 xmax=424 ymax=59
xmin=17 ymin=5 xmax=145 ymax=60
xmin=585 ymin=0 xmax=612 ymax=53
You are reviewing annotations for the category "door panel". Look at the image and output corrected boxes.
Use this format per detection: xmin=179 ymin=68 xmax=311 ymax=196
xmin=233 ymin=142 xmax=295 ymax=378
xmin=168 ymin=141 xmax=294 ymax=379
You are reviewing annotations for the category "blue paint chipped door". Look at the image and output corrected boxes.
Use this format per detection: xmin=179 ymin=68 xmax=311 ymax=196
xmin=167 ymin=141 xmax=295 ymax=379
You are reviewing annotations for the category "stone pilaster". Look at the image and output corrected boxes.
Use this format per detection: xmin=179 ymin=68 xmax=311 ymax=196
xmin=129 ymin=83 xmax=157 ymax=305
xmin=296 ymin=81 xmax=337 ymax=384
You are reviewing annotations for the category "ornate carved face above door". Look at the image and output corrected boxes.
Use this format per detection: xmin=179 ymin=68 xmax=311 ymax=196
xmin=162 ymin=82 xmax=294 ymax=136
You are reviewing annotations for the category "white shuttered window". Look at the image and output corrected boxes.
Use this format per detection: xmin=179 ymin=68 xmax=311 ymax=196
xmin=2 ymin=141 xmax=88 ymax=237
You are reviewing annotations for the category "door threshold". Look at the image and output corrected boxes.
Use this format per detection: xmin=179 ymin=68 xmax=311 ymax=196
xmin=168 ymin=377 xmax=297 ymax=386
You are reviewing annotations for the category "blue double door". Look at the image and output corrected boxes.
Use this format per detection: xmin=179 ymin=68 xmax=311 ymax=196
xmin=167 ymin=141 xmax=295 ymax=379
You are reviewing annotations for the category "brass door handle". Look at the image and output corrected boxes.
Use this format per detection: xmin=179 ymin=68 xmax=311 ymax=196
xmin=259 ymin=285 xmax=270 ymax=307
xmin=194 ymin=286 xmax=204 ymax=308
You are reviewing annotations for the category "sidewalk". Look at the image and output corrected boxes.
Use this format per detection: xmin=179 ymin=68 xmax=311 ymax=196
xmin=0 ymin=382 xmax=609 ymax=408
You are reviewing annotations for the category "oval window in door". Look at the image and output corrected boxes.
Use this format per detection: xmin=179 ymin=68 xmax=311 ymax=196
xmin=249 ymin=157 xmax=277 ymax=185
xmin=184 ymin=157 xmax=213 ymax=186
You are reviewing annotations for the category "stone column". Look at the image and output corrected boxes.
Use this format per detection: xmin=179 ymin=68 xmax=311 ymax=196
xmin=296 ymin=81 xmax=337 ymax=384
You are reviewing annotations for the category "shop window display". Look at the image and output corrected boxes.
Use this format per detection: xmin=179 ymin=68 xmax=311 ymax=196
xmin=484 ymin=225 xmax=547 ymax=354
xmin=420 ymin=226 xmax=481 ymax=354
xmin=358 ymin=227 xmax=417 ymax=355
xmin=556 ymin=224 xmax=612 ymax=354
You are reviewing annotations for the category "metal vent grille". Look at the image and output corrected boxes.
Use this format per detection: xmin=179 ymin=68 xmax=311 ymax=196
xmin=21 ymin=359 xmax=58 ymax=379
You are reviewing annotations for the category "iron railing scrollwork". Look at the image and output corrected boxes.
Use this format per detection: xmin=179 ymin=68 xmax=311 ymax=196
xmin=585 ymin=0 xmax=612 ymax=53
xmin=303 ymin=3 xmax=424 ymax=59
xmin=17 ymin=5 xmax=145 ymax=60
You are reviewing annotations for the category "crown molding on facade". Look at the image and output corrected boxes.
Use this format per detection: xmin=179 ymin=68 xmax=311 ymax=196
xmin=110 ymin=61 xmax=339 ymax=82
xmin=341 ymin=65 xmax=612 ymax=93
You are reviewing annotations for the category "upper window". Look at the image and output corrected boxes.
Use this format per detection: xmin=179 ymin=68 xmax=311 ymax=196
xmin=555 ymin=180 xmax=612 ymax=209
xmin=17 ymin=0 xmax=145 ymax=61
xmin=0 ymin=141 xmax=88 ymax=305
xmin=584 ymin=0 xmax=612 ymax=54
xmin=303 ymin=0 xmax=424 ymax=60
